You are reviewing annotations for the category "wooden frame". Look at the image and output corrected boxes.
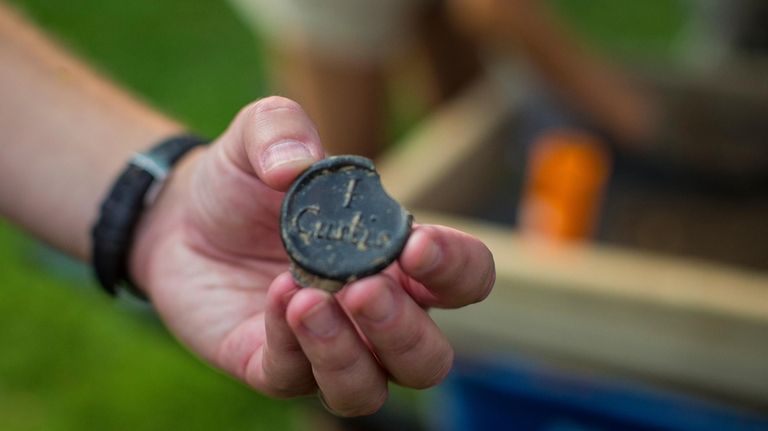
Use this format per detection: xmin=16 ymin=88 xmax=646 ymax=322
xmin=378 ymin=79 xmax=768 ymax=406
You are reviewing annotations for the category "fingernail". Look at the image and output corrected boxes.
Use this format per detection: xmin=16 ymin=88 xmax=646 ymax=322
xmin=417 ymin=234 xmax=441 ymax=273
xmin=261 ymin=140 xmax=314 ymax=173
xmin=361 ymin=284 xmax=395 ymax=323
xmin=302 ymin=298 xmax=338 ymax=338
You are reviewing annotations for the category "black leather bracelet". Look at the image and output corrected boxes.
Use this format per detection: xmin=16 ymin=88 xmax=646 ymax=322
xmin=91 ymin=134 xmax=207 ymax=298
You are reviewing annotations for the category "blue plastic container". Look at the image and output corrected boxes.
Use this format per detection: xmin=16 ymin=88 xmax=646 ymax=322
xmin=432 ymin=357 xmax=768 ymax=431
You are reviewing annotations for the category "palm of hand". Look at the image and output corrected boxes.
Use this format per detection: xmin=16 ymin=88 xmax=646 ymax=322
xmin=137 ymin=141 xmax=291 ymax=369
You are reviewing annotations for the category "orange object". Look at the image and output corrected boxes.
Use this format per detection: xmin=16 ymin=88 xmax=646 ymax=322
xmin=519 ymin=130 xmax=611 ymax=242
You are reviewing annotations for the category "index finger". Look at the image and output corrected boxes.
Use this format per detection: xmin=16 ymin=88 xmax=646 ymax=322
xmin=397 ymin=224 xmax=495 ymax=309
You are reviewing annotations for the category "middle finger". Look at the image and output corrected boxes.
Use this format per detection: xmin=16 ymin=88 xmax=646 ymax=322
xmin=338 ymin=274 xmax=454 ymax=389
xmin=286 ymin=288 xmax=388 ymax=417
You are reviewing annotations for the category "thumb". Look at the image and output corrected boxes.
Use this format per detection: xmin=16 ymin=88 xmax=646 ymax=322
xmin=224 ymin=96 xmax=325 ymax=191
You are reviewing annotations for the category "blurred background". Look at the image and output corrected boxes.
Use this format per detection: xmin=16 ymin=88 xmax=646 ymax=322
xmin=1 ymin=0 xmax=767 ymax=430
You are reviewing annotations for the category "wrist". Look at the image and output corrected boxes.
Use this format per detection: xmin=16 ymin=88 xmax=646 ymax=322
xmin=127 ymin=145 xmax=206 ymax=297
xmin=91 ymin=134 xmax=206 ymax=298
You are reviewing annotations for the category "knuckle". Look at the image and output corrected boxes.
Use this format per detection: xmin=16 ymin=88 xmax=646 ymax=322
xmin=405 ymin=344 xmax=454 ymax=389
xmin=316 ymin=350 xmax=364 ymax=376
xmin=384 ymin=324 xmax=425 ymax=357
xmin=259 ymin=365 xmax=316 ymax=398
xmin=256 ymin=352 xmax=316 ymax=398
xmin=453 ymin=247 xmax=495 ymax=306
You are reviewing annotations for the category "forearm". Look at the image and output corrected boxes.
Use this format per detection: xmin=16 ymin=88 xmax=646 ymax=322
xmin=0 ymin=4 xmax=182 ymax=259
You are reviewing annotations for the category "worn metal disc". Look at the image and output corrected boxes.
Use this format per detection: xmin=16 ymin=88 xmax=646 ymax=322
xmin=280 ymin=156 xmax=412 ymax=292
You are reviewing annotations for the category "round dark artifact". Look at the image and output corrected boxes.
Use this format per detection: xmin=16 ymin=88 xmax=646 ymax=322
xmin=280 ymin=155 xmax=413 ymax=292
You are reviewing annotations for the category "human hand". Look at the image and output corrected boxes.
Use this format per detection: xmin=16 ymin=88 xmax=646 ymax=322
xmin=128 ymin=97 xmax=495 ymax=416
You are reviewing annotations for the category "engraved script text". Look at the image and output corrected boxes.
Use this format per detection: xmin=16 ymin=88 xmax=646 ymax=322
xmin=292 ymin=205 xmax=391 ymax=250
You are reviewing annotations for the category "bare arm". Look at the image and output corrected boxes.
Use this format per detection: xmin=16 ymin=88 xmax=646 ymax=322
xmin=0 ymin=3 xmax=182 ymax=259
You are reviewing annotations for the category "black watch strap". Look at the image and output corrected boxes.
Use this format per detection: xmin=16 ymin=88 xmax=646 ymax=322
xmin=91 ymin=134 xmax=207 ymax=298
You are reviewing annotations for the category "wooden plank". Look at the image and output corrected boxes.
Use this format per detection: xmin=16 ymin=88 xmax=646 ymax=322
xmin=377 ymin=79 xmax=512 ymax=210
xmin=420 ymin=211 xmax=768 ymax=405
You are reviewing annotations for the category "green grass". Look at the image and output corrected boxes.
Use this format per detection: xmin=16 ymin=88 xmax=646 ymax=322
xmin=0 ymin=222 xmax=297 ymax=431
xmin=6 ymin=0 xmax=268 ymax=138
xmin=552 ymin=0 xmax=687 ymax=61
